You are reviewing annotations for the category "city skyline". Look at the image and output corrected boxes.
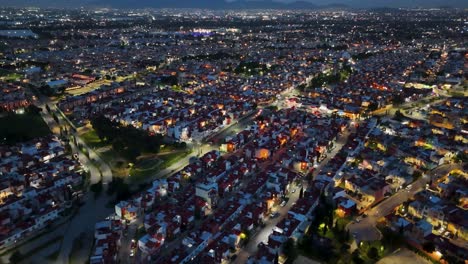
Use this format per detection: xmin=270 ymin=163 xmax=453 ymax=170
xmin=0 ymin=0 xmax=467 ymax=8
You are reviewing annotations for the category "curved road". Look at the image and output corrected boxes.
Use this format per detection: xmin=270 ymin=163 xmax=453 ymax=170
xmin=347 ymin=163 xmax=465 ymax=242
xmin=36 ymin=95 xmax=113 ymax=186
xmin=35 ymin=97 xmax=115 ymax=264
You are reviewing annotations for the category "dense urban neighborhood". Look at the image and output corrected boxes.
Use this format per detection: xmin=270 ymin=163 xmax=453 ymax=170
xmin=0 ymin=5 xmax=466 ymax=264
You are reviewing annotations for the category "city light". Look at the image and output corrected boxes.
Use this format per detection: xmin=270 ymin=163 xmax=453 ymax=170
xmin=0 ymin=5 xmax=465 ymax=264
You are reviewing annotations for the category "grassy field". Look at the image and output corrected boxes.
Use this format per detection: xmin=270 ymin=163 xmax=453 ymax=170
xmin=0 ymin=69 xmax=22 ymax=82
xmin=1 ymin=73 xmax=22 ymax=81
xmin=79 ymin=127 xmax=192 ymax=183
xmin=0 ymin=113 xmax=50 ymax=145
xmin=80 ymin=129 xmax=108 ymax=149
xmin=97 ymin=149 xmax=128 ymax=178
xmin=66 ymin=79 xmax=112 ymax=96
xmin=128 ymin=159 xmax=161 ymax=182
xmin=65 ymin=73 xmax=134 ymax=96
xmin=128 ymin=150 xmax=192 ymax=183
xmin=160 ymin=151 xmax=192 ymax=169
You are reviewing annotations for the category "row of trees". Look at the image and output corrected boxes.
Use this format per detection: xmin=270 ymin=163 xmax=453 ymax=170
xmin=300 ymin=64 xmax=353 ymax=91
xmin=90 ymin=177 xmax=132 ymax=201
xmin=107 ymin=177 xmax=132 ymax=201
xmin=294 ymin=194 xmax=358 ymax=263
xmin=295 ymin=195 xmax=340 ymax=263
xmin=91 ymin=115 xmax=165 ymax=162
xmin=234 ymin=61 xmax=275 ymax=75
xmin=159 ymin=75 xmax=179 ymax=86
xmin=0 ymin=105 xmax=50 ymax=145
xmin=181 ymin=52 xmax=240 ymax=62
xmin=352 ymin=52 xmax=379 ymax=61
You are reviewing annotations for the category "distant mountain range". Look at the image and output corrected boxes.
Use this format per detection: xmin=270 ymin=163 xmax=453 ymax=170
xmin=0 ymin=0 xmax=466 ymax=9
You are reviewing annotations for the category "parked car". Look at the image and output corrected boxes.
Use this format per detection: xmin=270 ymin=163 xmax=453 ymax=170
xmin=270 ymin=212 xmax=280 ymax=218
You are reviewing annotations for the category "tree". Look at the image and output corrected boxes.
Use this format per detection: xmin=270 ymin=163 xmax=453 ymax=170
xmin=91 ymin=115 xmax=164 ymax=160
xmin=399 ymin=223 xmax=404 ymax=235
xmin=160 ymin=75 xmax=178 ymax=86
xmin=368 ymin=102 xmax=379 ymax=111
xmin=394 ymin=110 xmax=404 ymax=121
xmin=40 ymin=85 xmax=54 ymax=96
xmin=412 ymin=170 xmax=422 ymax=181
xmin=367 ymin=247 xmax=379 ymax=259
xmin=392 ymin=94 xmax=405 ymax=106
xmin=52 ymin=113 xmax=59 ymax=123
xmin=83 ymin=68 xmax=93 ymax=75
xmin=9 ymin=251 xmax=23 ymax=264
xmin=283 ymin=238 xmax=298 ymax=263
xmin=380 ymin=227 xmax=404 ymax=250
xmin=90 ymin=180 xmax=103 ymax=197
xmin=352 ymin=250 xmax=364 ymax=264
xmin=116 ymin=183 xmax=131 ymax=201
xmin=112 ymin=138 xmax=126 ymax=153
xmin=240 ymin=230 xmax=251 ymax=244
xmin=422 ymin=241 xmax=436 ymax=253
xmin=340 ymin=243 xmax=350 ymax=253
xmin=442 ymin=254 xmax=461 ymax=264
xmin=454 ymin=151 xmax=467 ymax=163
xmin=123 ymin=146 xmax=141 ymax=163
xmin=194 ymin=207 xmax=202 ymax=220
xmin=177 ymin=142 xmax=187 ymax=150
xmin=26 ymin=104 xmax=42 ymax=115
xmin=274 ymin=252 xmax=279 ymax=264
xmin=107 ymin=177 xmax=130 ymax=201
xmin=322 ymin=224 xmax=328 ymax=235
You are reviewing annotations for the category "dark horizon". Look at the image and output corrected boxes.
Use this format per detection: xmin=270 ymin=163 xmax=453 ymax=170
xmin=0 ymin=0 xmax=467 ymax=9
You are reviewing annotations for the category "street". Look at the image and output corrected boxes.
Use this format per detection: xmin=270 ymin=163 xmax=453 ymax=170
xmin=345 ymin=95 xmax=461 ymax=243
xmin=234 ymin=185 xmax=303 ymax=264
xmin=234 ymin=115 xmax=357 ymax=264
xmin=377 ymin=248 xmax=432 ymax=264
xmin=36 ymin=94 xmax=113 ymax=186
xmin=11 ymin=95 xmax=116 ymax=264
xmin=14 ymin=86 xmax=452 ymax=264
xmin=347 ymin=163 xmax=464 ymax=242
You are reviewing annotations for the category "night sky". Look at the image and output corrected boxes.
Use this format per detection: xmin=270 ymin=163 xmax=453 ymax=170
xmin=0 ymin=0 xmax=466 ymax=8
